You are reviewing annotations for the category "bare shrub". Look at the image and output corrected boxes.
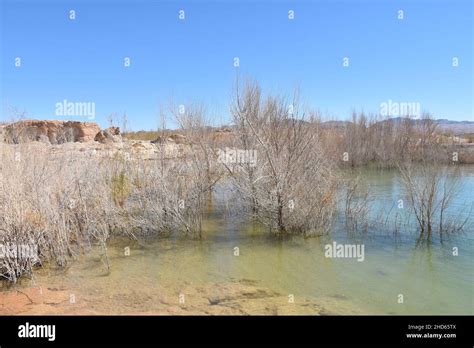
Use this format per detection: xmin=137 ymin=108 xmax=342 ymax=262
xmin=0 ymin=136 xmax=214 ymax=281
xmin=343 ymin=174 xmax=371 ymax=233
xmin=98 ymin=104 xmax=219 ymax=239
xmin=336 ymin=112 xmax=448 ymax=169
xmin=397 ymin=160 xmax=469 ymax=243
xmin=171 ymin=103 xmax=223 ymax=191
xmin=112 ymin=153 xmax=209 ymax=238
xmin=0 ymin=143 xmax=113 ymax=281
xmin=227 ymin=80 xmax=338 ymax=236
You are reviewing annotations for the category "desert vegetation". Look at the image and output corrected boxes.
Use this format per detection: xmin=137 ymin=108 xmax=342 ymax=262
xmin=397 ymin=159 xmax=469 ymax=244
xmin=223 ymin=81 xmax=338 ymax=235
xmin=0 ymin=80 xmax=472 ymax=282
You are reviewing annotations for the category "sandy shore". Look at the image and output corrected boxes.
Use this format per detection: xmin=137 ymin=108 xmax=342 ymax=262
xmin=0 ymin=279 xmax=361 ymax=315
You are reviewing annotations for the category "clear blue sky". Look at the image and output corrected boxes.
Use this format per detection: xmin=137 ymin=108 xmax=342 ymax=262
xmin=1 ymin=0 xmax=472 ymax=130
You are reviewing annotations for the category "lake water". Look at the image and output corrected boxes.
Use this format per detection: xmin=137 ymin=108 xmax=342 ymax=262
xmin=3 ymin=167 xmax=473 ymax=315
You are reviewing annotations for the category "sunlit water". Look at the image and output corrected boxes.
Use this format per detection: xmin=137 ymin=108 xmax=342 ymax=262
xmin=4 ymin=167 xmax=474 ymax=314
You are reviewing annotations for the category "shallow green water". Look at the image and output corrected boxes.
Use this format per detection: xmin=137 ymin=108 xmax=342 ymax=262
xmin=11 ymin=167 xmax=474 ymax=314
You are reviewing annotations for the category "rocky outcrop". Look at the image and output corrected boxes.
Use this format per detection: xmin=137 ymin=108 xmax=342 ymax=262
xmin=3 ymin=120 xmax=101 ymax=144
xmin=94 ymin=127 xmax=122 ymax=144
xmin=68 ymin=121 xmax=101 ymax=142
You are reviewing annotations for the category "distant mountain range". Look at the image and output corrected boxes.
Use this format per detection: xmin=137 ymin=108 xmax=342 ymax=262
xmin=434 ymin=118 xmax=474 ymax=125
xmin=383 ymin=117 xmax=474 ymax=135
xmin=386 ymin=117 xmax=473 ymax=125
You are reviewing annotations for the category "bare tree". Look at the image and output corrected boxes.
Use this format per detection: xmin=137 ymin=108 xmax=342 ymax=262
xmin=397 ymin=159 xmax=467 ymax=243
xmin=226 ymin=80 xmax=338 ymax=236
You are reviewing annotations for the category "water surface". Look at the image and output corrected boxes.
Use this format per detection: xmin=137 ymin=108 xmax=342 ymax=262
xmin=3 ymin=167 xmax=473 ymax=315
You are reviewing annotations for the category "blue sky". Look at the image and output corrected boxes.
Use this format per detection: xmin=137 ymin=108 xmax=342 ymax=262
xmin=1 ymin=0 xmax=472 ymax=130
